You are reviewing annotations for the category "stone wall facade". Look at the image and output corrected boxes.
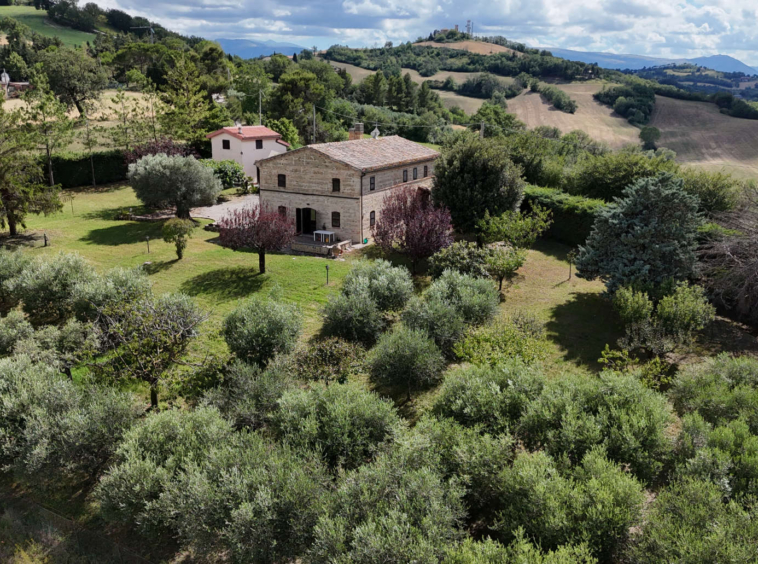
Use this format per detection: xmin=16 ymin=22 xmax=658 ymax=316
xmin=259 ymin=147 xmax=436 ymax=244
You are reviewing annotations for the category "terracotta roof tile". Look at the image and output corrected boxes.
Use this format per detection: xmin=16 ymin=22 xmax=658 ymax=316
xmin=308 ymin=135 xmax=439 ymax=172
xmin=206 ymin=125 xmax=282 ymax=141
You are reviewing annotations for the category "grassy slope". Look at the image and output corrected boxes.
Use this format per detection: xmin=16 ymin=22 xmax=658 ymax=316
xmin=0 ymin=6 xmax=95 ymax=47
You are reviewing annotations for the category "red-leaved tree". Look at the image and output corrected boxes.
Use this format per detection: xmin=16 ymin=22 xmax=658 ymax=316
xmin=124 ymin=137 xmax=199 ymax=165
xmin=372 ymin=186 xmax=454 ymax=273
xmin=218 ymin=205 xmax=295 ymax=274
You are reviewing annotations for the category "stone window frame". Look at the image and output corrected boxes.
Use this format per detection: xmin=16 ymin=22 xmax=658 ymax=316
xmin=403 ymin=169 xmax=408 ymax=183
xmin=369 ymin=210 xmax=375 ymax=227
xmin=332 ymin=212 xmax=341 ymax=228
xmin=369 ymin=176 xmax=375 ymax=191
xmin=332 ymin=178 xmax=341 ymax=192
xmin=413 ymin=167 xmax=418 ymax=180
xmin=278 ymin=174 xmax=286 ymax=188
xmin=424 ymin=165 xmax=428 ymax=177
xmin=222 ymin=139 xmax=230 ymax=150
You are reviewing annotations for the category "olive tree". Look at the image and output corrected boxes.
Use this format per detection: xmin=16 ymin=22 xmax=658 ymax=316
xmin=128 ymin=154 xmax=222 ymax=219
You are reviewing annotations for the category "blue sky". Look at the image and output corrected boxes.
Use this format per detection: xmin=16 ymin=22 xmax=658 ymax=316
xmin=99 ymin=0 xmax=758 ymax=65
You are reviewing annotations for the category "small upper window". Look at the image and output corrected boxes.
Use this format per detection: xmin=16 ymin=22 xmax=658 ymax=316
xmin=278 ymin=206 xmax=287 ymax=217
xmin=369 ymin=176 xmax=375 ymax=191
xmin=370 ymin=211 xmax=376 ymax=227
xmin=222 ymin=139 xmax=230 ymax=150
xmin=256 ymin=139 xmax=263 ymax=149
xmin=403 ymin=169 xmax=408 ymax=183
xmin=332 ymin=178 xmax=341 ymax=192
xmin=278 ymin=174 xmax=286 ymax=188
xmin=413 ymin=167 xmax=418 ymax=180
xmin=424 ymin=165 xmax=428 ymax=177
xmin=332 ymin=212 xmax=341 ymax=228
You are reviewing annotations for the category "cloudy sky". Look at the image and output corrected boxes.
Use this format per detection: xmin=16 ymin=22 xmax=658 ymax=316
xmin=97 ymin=0 xmax=758 ymax=65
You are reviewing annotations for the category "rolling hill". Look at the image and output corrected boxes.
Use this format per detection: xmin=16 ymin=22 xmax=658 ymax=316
xmin=215 ymin=38 xmax=306 ymax=58
xmin=0 ymin=6 xmax=96 ymax=47
xmin=546 ymin=47 xmax=757 ymax=75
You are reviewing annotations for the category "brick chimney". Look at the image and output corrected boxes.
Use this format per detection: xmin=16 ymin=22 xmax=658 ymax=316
xmin=348 ymin=122 xmax=364 ymax=141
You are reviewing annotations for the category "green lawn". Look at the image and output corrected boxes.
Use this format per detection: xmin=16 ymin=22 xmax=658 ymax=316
xmin=0 ymin=6 xmax=96 ymax=47
xmin=18 ymin=184 xmax=355 ymax=355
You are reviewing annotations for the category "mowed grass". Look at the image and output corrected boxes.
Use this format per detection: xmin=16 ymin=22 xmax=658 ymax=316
xmin=16 ymin=184 xmax=354 ymax=353
xmin=13 ymin=184 xmax=618 ymax=378
xmin=0 ymin=6 xmax=95 ymax=47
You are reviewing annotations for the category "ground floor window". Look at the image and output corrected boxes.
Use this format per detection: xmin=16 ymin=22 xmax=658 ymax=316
xmin=369 ymin=210 xmax=375 ymax=227
xmin=332 ymin=212 xmax=341 ymax=228
xmin=278 ymin=206 xmax=287 ymax=217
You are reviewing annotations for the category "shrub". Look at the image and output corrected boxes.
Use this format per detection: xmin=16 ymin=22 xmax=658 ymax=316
xmin=453 ymin=318 xmax=549 ymax=366
xmin=0 ymin=310 xmax=33 ymax=356
xmin=96 ymin=407 xmax=235 ymax=535
xmin=674 ymin=414 xmax=758 ymax=501
xmin=522 ymin=186 xmax=606 ymax=247
xmin=428 ymin=241 xmax=490 ymax=279
xmin=402 ymin=296 xmax=466 ymax=356
xmin=161 ymin=218 xmax=195 ymax=260
xmin=433 ymin=362 xmax=546 ymax=435
xmin=272 ymin=383 xmax=403 ymax=470
xmin=0 ymin=355 xmax=140 ymax=482
xmin=159 ymin=432 xmax=330 ymax=563
xmin=425 ymin=270 xmax=500 ymax=326
xmin=496 ymin=448 xmax=644 ymax=560
xmin=478 ymin=206 xmax=553 ymax=249
xmin=341 ymin=259 xmax=413 ymax=311
xmin=627 ymin=478 xmax=758 ymax=563
xmin=71 ymin=266 xmax=152 ymax=323
xmin=202 ymin=359 xmax=293 ymax=430
xmin=669 ymin=354 xmax=758 ymax=432
xmin=309 ymin=444 xmax=466 ymax=563
xmin=518 ymin=371 xmax=674 ymax=483
xmin=566 ymin=150 xmax=678 ymax=201
xmin=443 ymin=534 xmax=596 ymax=564
xmin=369 ymin=325 xmax=445 ymax=400
xmin=656 ymin=283 xmax=716 ymax=339
xmin=613 ymin=286 xmax=654 ymax=325
xmin=295 ymin=337 xmax=364 ymax=385
xmin=6 ymin=252 xmax=94 ymax=326
xmin=49 ymin=150 xmax=127 ymax=189
xmin=200 ymin=159 xmax=245 ymax=188
xmin=576 ymin=173 xmax=701 ymax=293
xmin=679 ymin=167 xmax=740 ymax=214
xmin=412 ymin=416 xmax=516 ymax=521
xmin=322 ymin=283 xmax=384 ymax=345
xmin=0 ymin=250 xmax=32 ymax=315
xmin=223 ymin=296 xmax=301 ymax=366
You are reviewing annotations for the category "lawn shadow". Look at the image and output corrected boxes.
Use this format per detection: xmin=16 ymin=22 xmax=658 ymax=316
xmin=142 ymin=259 xmax=178 ymax=275
xmin=0 ymin=232 xmax=44 ymax=250
xmin=546 ymin=291 xmax=621 ymax=371
xmin=533 ymin=238 xmax=574 ymax=262
xmin=79 ymin=221 xmax=164 ymax=246
xmin=179 ymin=266 xmax=266 ymax=299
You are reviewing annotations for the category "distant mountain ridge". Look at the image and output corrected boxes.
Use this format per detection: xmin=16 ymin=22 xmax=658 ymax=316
xmin=546 ymin=48 xmax=758 ymax=75
xmin=215 ymin=38 xmax=306 ymax=58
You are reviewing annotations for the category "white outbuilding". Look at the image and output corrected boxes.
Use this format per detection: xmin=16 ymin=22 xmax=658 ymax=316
xmin=206 ymin=124 xmax=289 ymax=184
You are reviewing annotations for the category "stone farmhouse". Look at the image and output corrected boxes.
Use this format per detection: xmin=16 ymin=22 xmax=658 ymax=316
xmin=206 ymin=125 xmax=289 ymax=183
xmin=257 ymin=135 xmax=439 ymax=245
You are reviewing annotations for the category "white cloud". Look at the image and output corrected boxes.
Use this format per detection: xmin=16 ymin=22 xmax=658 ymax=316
xmin=97 ymin=0 xmax=758 ymax=65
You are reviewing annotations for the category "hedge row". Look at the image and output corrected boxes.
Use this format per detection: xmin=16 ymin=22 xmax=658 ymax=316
xmin=47 ymin=150 xmax=128 ymax=189
xmin=522 ymin=186 xmax=606 ymax=247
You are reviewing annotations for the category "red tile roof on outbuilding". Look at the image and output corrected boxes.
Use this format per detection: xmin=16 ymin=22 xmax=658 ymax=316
xmin=206 ymin=125 xmax=285 ymax=142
